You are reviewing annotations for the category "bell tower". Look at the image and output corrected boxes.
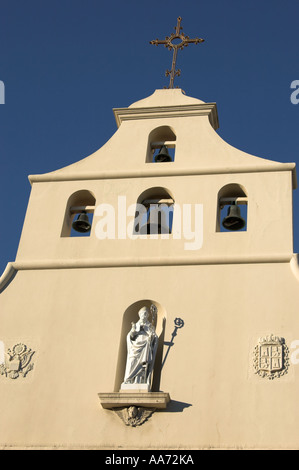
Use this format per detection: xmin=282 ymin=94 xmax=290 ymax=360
xmin=0 ymin=19 xmax=299 ymax=450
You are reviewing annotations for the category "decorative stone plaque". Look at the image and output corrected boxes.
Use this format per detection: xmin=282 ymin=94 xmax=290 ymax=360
xmin=253 ymin=335 xmax=289 ymax=380
xmin=0 ymin=343 xmax=35 ymax=379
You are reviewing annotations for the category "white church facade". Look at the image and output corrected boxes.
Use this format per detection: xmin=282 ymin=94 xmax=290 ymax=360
xmin=0 ymin=87 xmax=299 ymax=449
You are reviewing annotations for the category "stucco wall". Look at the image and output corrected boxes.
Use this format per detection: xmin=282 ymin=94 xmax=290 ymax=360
xmin=0 ymin=262 xmax=298 ymax=449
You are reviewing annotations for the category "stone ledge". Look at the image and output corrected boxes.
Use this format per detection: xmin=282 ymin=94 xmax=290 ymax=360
xmin=28 ymin=162 xmax=296 ymax=184
xmin=113 ymin=103 xmax=219 ymax=130
xmin=98 ymin=392 xmax=170 ymax=409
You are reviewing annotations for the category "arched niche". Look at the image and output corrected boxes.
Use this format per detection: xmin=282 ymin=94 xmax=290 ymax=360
xmin=146 ymin=125 xmax=176 ymax=163
xmin=216 ymin=183 xmax=248 ymax=232
xmin=134 ymin=187 xmax=175 ymax=235
xmin=114 ymin=299 xmax=166 ymax=392
xmin=136 ymin=186 xmax=175 ymax=205
xmin=61 ymin=189 xmax=96 ymax=237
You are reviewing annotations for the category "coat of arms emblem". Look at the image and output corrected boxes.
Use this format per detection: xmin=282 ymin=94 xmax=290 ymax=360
xmin=254 ymin=335 xmax=289 ymax=379
xmin=0 ymin=343 xmax=35 ymax=380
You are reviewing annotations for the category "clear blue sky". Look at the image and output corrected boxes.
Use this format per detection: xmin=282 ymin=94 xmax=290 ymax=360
xmin=0 ymin=0 xmax=299 ymax=274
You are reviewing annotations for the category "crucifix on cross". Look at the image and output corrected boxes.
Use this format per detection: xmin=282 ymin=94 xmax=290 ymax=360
xmin=150 ymin=17 xmax=205 ymax=89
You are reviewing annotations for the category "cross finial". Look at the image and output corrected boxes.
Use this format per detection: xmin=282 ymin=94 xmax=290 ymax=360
xmin=150 ymin=17 xmax=205 ymax=89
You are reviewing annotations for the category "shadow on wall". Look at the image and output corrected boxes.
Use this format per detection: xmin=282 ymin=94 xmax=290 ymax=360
xmin=162 ymin=400 xmax=192 ymax=413
xmin=161 ymin=317 xmax=185 ymax=370
xmin=160 ymin=317 xmax=192 ymax=412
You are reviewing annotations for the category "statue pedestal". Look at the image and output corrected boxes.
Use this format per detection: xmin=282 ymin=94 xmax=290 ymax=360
xmin=98 ymin=391 xmax=170 ymax=409
xmin=120 ymin=383 xmax=150 ymax=392
xmin=98 ymin=391 xmax=171 ymax=426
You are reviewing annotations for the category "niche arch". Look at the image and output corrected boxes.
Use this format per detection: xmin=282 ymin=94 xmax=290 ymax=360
xmin=114 ymin=299 xmax=166 ymax=392
xmin=134 ymin=187 xmax=175 ymax=235
xmin=216 ymin=183 xmax=248 ymax=232
xmin=146 ymin=125 xmax=176 ymax=163
xmin=61 ymin=189 xmax=96 ymax=237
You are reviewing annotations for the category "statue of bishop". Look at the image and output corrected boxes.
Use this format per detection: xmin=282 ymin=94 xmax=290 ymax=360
xmin=121 ymin=306 xmax=158 ymax=390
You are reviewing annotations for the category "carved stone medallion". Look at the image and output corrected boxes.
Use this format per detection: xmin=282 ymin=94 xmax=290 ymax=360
xmin=254 ymin=335 xmax=289 ymax=380
xmin=0 ymin=343 xmax=35 ymax=379
xmin=113 ymin=406 xmax=155 ymax=427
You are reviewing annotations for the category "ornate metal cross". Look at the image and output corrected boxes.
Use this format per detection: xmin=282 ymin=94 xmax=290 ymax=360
xmin=150 ymin=17 xmax=205 ymax=89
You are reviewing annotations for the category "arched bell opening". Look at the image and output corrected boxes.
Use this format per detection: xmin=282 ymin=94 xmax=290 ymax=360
xmin=133 ymin=187 xmax=175 ymax=235
xmin=216 ymin=183 xmax=248 ymax=232
xmin=146 ymin=126 xmax=176 ymax=163
xmin=113 ymin=299 xmax=166 ymax=392
xmin=61 ymin=190 xmax=96 ymax=237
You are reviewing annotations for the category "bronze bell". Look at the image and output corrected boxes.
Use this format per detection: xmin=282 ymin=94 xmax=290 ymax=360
xmin=139 ymin=221 xmax=171 ymax=235
xmin=139 ymin=208 xmax=171 ymax=235
xmin=154 ymin=145 xmax=172 ymax=163
xmin=222 ymin=202 xmax=246 ymax=231
xmin=72 ymin=211 xmax=91 ymax=233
